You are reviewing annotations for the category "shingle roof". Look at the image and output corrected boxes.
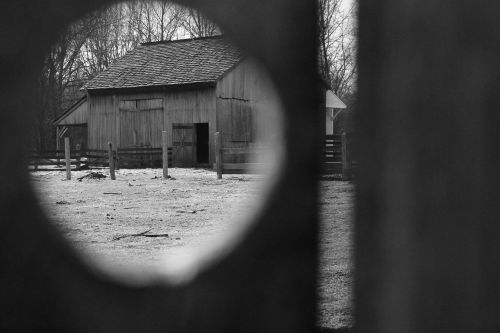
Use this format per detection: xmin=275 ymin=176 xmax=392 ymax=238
xmin=84 ymin=36 xmax=243 ymax=90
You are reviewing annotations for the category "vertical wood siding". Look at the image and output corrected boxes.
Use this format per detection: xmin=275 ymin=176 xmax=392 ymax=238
xmin=325 ymin=108 xmax=334 ymax=135
xmin=163 ymin=87 xmax=216 ymax=163
xmin=119 ymin=97 xmax=164 ymax=148
xmin=57 ymin=99 xmax=88 ymax=126
xmin=88 ymin=88 xmax=216 ymax=164
xmin=88 ymin=94 xmax=117 ymax=150
xmin=215 ymin=58 xmax=281 ymax=150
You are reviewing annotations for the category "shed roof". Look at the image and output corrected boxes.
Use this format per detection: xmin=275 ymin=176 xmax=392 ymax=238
xmin=326 ymin=90 xmax=346 ymax=109
xmin=84 ymin=36 xmax=243 ymax=91
xmin=53 ymin=96 xmax=88 ymax=125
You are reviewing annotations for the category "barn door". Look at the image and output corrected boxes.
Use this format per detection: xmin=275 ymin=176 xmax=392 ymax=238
xmin=119 ymin=99 xmax=163 ymax=148
xmin=172 ymin=123 xmax=196 ymax=167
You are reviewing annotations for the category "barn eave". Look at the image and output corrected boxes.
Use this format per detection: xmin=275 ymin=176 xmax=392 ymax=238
xmin=85 ymin=81 xmax=217 ymax=96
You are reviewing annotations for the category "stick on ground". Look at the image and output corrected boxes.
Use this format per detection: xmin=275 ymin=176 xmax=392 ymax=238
xmin=112 ymin=228 xmax=169 ymax=241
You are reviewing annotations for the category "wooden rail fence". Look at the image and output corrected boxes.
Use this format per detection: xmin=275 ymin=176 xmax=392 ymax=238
xmin=29 ymin=147 xmax=173 ymax=170
xmin=214 ymin=132 xmax=267 ymax=178
xmin=116 ymin=147 xmax=172 ymax=168
xmin=213 ymin=132 xmax=355 ymax=180
xmin=323 ymin=133 xmax=354 ymax=180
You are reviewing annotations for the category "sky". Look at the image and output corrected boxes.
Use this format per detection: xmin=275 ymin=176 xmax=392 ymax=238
xmin=342 ymin=0 xmax=354 ymax=10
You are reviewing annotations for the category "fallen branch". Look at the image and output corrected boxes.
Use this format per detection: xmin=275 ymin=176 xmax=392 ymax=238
xmin=103 ymin=192 xmax=122 ymax=195
xmin=112 ymin=228 xmax=169 ymax=241
xmin=77 ymin=171 xmax=106 ymax=181
xmin=141 ymin=233 xmax=170 ymax=238
xmin=112 ymin=228 xmax=152 ymax=241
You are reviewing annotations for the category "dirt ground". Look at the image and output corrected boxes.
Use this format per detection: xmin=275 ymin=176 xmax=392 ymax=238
xmin=31 ymin=168 xmax=354 ymax=329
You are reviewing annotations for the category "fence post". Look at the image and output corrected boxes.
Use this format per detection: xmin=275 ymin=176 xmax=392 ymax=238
xmin=215 ymin=132 xmax=222 ymax=179
xmin=64 ymin=137 xmax=71 ymax=180
xmin=341 ymin=132 xmax=350 ymax=180
xmin=162 ymin=131 xmax=169 ymax=178
xmin=56 ymin=127 xmax=61 ymax=166
xmin=108 ymin=142 xmax=116 ymax=180
xmin=75 ymin=144 xmax=81 ymax=170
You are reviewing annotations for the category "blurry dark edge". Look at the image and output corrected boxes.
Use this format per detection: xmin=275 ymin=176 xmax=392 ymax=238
xmin=316 ymin=327 xmax=353 ymax=333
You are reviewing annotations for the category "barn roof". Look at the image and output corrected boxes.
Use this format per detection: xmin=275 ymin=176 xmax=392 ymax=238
xmin=326 ymin=90 xmax=346 ymax=109
xmin=84 ymin=36 xmax=243 ymax=91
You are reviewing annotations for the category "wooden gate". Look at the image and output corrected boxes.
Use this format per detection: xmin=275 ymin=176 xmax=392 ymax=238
xmin=172 ymin=123 xmax=195 ymax=167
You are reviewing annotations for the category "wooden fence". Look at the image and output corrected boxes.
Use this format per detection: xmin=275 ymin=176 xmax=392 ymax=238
xmin=116 ymin=147 xmax=172 ymax=168
xmin=323 ymin=133 xmax=354 ymax=180
xmin=29 ymin=147 xmax=173 ymax=170
xmin=220 ymin=147 xmax=266 ymax=174
xmin=213 ymin=132 xmax=355 ymax=180
xmin=214 ymin=132 xmax=267 ymax=178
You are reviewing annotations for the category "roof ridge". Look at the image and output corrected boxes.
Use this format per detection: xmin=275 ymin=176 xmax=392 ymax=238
xmin=140 ymin=34 xmax=224 ymax=46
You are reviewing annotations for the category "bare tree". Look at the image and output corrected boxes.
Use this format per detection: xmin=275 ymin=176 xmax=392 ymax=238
xmin=126 ymin=1 xmax=183 ymax=43
xmin=78 ymin=4 xmax=133 ymax=77
xmin=152 ymin=1 xmax=183 ymax=41
xmin=33 ymin=0 xmax=219 ymax=150
xmin=318 ymin=0 xmax=356 ymax=98
xmin=33 ymin=15 xmax=99 ymax=150
xmin=180 ymin=7 xmax=219 ymax=38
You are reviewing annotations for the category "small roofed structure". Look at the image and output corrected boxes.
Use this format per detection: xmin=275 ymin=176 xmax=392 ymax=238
xmin=325 ymin=89 xmax=346 ymax=135
xmin=53 ymin=96 xmax=88 ymax=149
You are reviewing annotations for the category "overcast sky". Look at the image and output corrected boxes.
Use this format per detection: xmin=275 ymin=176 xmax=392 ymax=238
xmin=341 ymin=0 xmax=355 ymax=12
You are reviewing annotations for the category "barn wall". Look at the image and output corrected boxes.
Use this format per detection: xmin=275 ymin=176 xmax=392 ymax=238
xmin=325 ymin=108 xmax=334 ymax=135
xmin=163 ymin=87 xmax=216 ymax=162
xmin=58 ymin=99 xmax=88 ymax=126
xmin=215 ymin=58 xmax=280 ymax=149
xmin=117 ymin=92 xmax=164 ymax=149
xmin=88 ymin=88 xmax=216 ymax=163
xmin=88 ymin=93 xmax=117 ymax=150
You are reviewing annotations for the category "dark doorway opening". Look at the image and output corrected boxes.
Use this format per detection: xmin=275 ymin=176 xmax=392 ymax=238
xmin=196 ymin=123 xmax=209 ymax=164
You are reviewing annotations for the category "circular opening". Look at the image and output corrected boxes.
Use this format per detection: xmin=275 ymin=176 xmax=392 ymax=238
xmin=30 ymin=1 xmax=284 ymax=284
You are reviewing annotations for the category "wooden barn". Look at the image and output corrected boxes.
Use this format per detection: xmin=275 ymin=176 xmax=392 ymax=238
xmin=55 ymin=36 xmax=283 ymax=167
xmin=54 ymin=36 xmax=345 ymax=167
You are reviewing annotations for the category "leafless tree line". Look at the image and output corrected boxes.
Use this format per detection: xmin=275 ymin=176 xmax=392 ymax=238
xmin=318 ymin=0 xmax=357 ymax=99
xmin=34 ymin=0 xmax=355 ymax=149
xmin=34 ymin=0 xmax=219 ymax=150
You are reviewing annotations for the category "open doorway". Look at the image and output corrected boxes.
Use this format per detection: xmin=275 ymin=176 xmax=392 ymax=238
xmin=195 ymin=123 xmax=209 ymax=165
